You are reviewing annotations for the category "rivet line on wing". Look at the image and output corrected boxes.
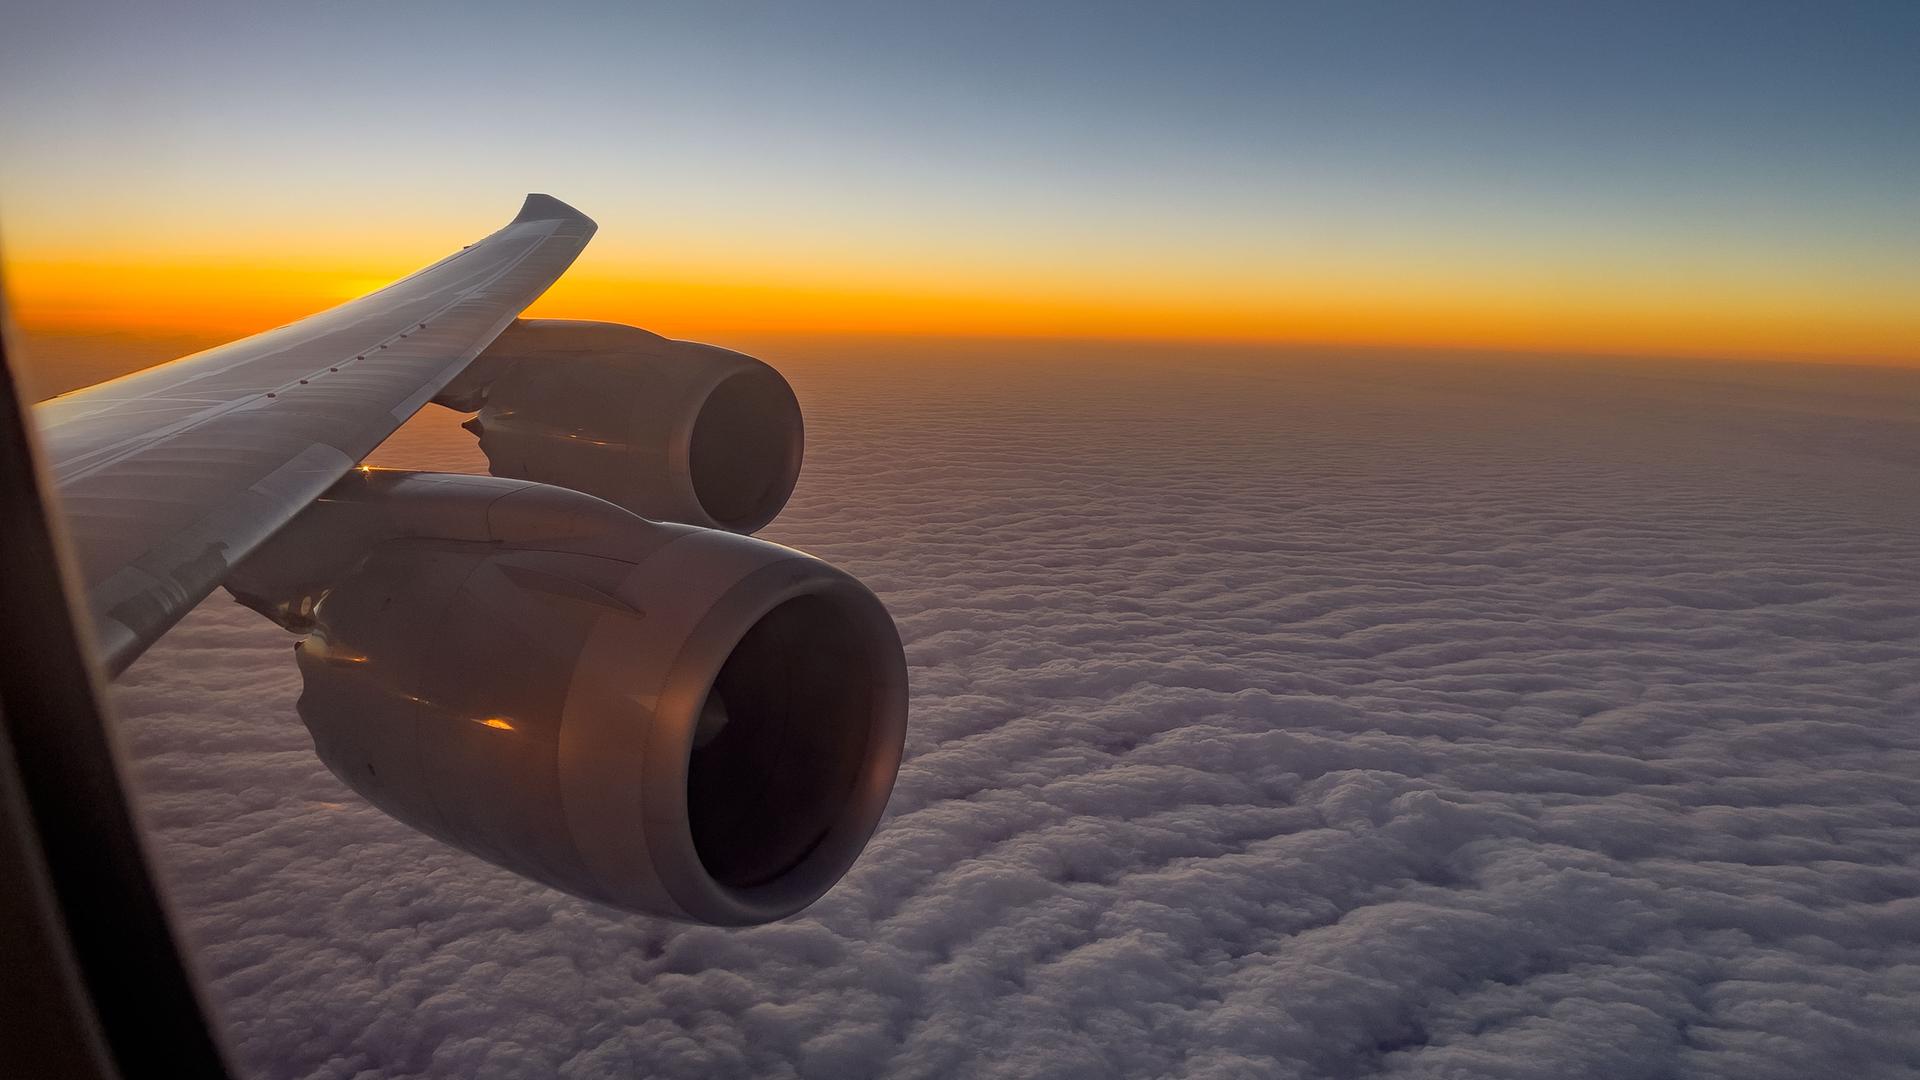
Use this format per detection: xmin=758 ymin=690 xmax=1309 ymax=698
xmin=251 ymin=223 xmax=564 ymax=404
xmin=246 ymin=219 xmax=565 ymax=406
xmin=47 ymin=217 xmax=581 ymax=488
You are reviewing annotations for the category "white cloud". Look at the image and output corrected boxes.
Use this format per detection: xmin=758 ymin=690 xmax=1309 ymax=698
xmin=111 ymin=351 xmax=1920 ymax=1079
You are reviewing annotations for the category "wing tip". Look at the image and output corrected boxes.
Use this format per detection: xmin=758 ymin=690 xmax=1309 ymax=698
xmin=512 ymin=193 xmax=595 ymax=227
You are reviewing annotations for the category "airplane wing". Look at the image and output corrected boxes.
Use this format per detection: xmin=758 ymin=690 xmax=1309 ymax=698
xmin=19 ymin=193 xmax=906 ymax=932
xmin=33 ymin=194 xmax=596 ymax=675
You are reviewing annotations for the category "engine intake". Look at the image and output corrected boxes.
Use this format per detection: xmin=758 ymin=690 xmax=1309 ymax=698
xmin=442 ymin=320 xmax=803 ymax=534
xmin=253 ymin=471 xmax=906 ymax=924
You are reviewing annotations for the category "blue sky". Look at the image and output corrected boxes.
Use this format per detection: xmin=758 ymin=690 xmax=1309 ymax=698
xmin=4 ymin=0 xmax=1918 ymax=356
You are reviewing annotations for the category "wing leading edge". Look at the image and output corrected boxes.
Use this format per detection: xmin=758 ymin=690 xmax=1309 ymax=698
xmin=34 ymin=194 xmax=597 ymax=675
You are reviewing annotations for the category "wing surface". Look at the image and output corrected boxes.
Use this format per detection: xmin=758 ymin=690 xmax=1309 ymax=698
xmin=32 ymin=193 xmax=596 ymax=674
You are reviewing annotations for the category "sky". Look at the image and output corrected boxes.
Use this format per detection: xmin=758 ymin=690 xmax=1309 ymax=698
xmin=110 ymin=348 xmax=1920 ymax=1077
xmin=4 ymin=0 xmax=1920 ymax=361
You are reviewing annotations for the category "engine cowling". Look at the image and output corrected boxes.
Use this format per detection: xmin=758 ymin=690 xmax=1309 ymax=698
xmin=443 ymin=319 xmax=803 ymax=534
xmin=257 ymin=471 xmax=906 ymax=924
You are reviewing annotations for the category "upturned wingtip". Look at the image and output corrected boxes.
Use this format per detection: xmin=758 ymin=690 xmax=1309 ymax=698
xmin=511 ymin=193 xmax=593 ymax=226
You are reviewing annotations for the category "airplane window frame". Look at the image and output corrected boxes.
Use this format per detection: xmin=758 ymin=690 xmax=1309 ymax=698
xmin=0 ymin=292 xmax=235 ymax=1078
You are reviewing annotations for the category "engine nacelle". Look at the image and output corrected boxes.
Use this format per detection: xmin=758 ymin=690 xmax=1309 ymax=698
xmin=242 ymin=470 xmax=906 ymax=924
xmin=440 ymin=319 xmax=803 ymax=534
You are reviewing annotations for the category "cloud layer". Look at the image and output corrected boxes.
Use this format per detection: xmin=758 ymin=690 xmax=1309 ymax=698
xmin=109 ymin=347 xmax=1920 ymax=1079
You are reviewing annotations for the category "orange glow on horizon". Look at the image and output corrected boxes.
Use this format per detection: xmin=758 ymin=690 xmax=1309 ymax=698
xmin=6 ymin=248 xmax=1919 ymax=367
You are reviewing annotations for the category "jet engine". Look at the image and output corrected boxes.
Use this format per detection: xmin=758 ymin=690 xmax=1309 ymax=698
xmin=230 ymin=471 xmax=907 ymax=924
xmin=437 ymin=319 xmax=803 ymax=533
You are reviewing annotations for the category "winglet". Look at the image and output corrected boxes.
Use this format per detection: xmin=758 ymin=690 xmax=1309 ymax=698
xmin=511 ymin=193 xmax=591 ymax=225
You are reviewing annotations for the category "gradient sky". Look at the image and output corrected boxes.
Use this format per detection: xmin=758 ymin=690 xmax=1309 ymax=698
xmin=3 ymin=0 xmax=1918 ymax=360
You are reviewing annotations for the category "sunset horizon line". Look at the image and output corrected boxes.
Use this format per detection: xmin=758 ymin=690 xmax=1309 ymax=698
xmin=11 ymin=308 xmax=1918 ymax=374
